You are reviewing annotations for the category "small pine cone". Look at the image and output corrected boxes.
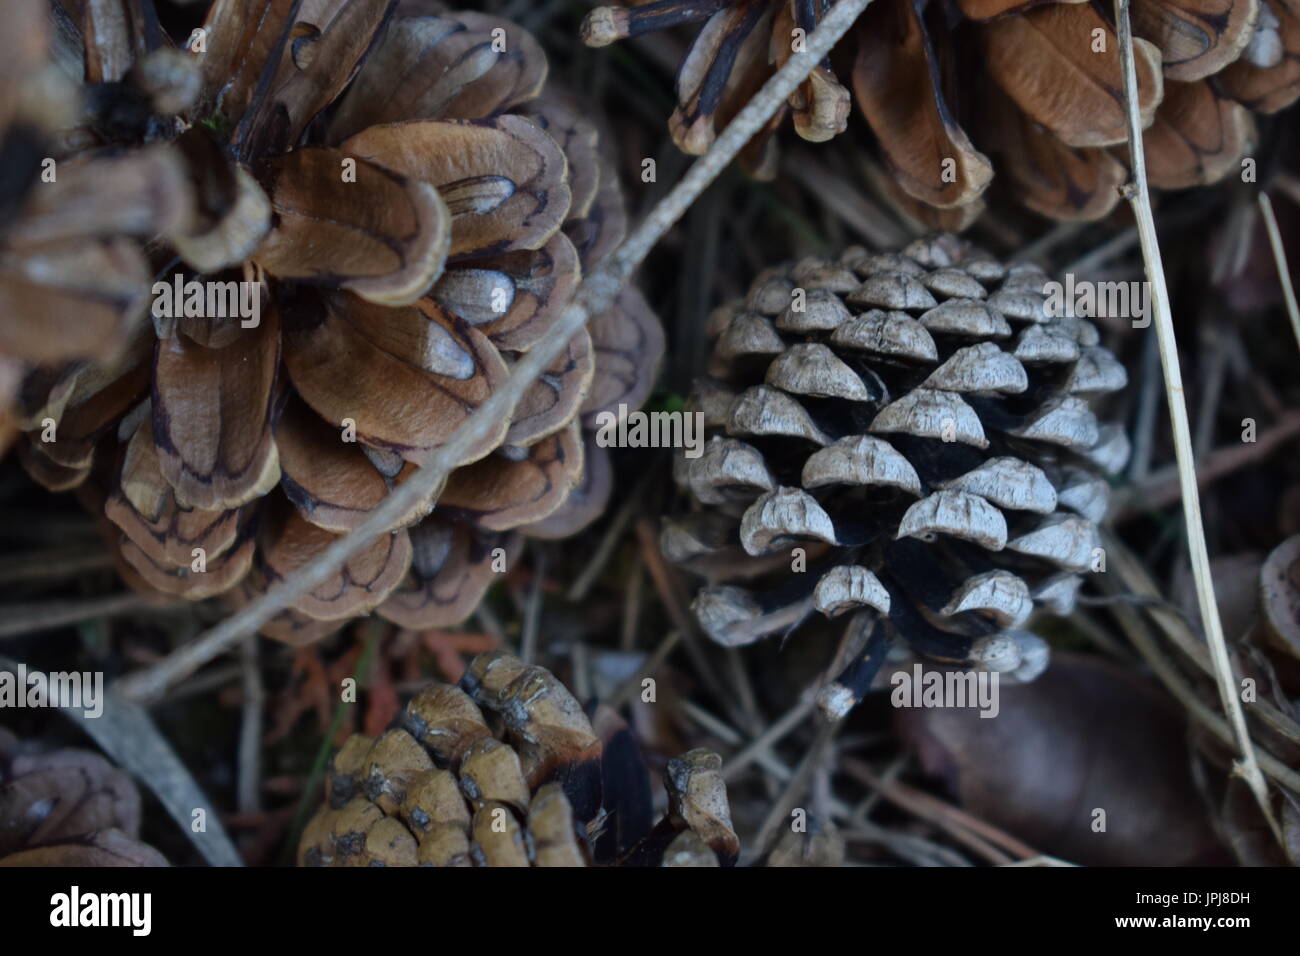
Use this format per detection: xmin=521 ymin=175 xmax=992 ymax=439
xmin=11 ymin=3 xmax=663 ymax=643
xmin=299 ymin=652 xmax=739 ymax=867
xmin=0 ymin=728 xmax=168 ymax=866
xmin=662 ymin=234 xmax=1130 ymax=719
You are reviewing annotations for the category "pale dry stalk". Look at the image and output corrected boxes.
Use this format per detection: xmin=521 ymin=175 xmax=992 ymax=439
xmin=1113 ymin=0 xmax=1280 ymax=842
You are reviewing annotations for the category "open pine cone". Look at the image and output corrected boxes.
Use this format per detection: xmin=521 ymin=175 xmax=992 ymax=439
xmin=0 ymin=728 xmax=168 ymax=866
xmin=582 ymin=0 xmax=1299 ymax=224
xmin=299 ymin=652 xmax=740 ymax=866
xmin=12 ymin=1 xmax=663 ymax=643
xmin=662 ymin=233 xmax=1130 ymax=718
xmin=0 ymin=0 xmax=194 ymax=451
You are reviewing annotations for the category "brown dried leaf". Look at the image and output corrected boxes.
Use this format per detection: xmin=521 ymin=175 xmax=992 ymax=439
xmin=898 ymin=652 xmax=1227 ymax=865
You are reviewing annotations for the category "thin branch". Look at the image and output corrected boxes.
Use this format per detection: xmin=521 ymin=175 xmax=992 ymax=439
xmin=519 ymin=548 xmax=546 ymax=664
xmin=0 ymin=593 xmax=179 ymax=640
xmin=721 ymin=696 xmax=816 ymax=782
xmin=237 ymin=636 xmax=263 ymax=816
xmin=1114 ymin=410 xmax=1300 ymax=518
xmin=1113 ymin=0 xmax=1279 ymax=841
xmin=1257 ymin=191 xmax=1300 ymax=354
xmin=116 ymin=0 xmax=879 ymax=705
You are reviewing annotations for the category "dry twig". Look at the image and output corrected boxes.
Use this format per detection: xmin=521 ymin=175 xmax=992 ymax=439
xmin=1113 ymin=0 xmax=1279 ymax=841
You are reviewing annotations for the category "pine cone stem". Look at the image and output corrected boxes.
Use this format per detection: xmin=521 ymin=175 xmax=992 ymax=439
xmin=1114 ymin=0 xmax=1281 ymax=845
xmin=114 ymin=0 xmax=879 ymax=706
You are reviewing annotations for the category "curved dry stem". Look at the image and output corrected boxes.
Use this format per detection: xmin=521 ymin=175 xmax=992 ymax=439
xmin=1113 ymin=0 xmax=1281 ymax=843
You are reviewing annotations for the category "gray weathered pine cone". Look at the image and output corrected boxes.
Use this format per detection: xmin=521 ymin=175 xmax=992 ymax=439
xmin=298 ymin=652 xmax=739 ymax=867
xmin=662 ymin=233 xmax=1131 ymax=719
xmin=0 ymin=728 xmax=168 ymax=866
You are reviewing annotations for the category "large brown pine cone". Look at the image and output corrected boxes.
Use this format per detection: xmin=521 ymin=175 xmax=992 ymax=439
xmin=0 ymin=728 xmax=168 ymax=866
xmin=662 ymin=233 xmax=1130 ymax=718
xmin=10 ymin=1 xmax=663 ymax=643
xmin=299 ymin=652 xmax=740 ymax=866
xmin=582 ymin=0 xmax=1299 ymax=225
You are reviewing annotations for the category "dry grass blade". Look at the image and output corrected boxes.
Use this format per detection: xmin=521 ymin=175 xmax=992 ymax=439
xmin=1257 ymin=192 xmax=1300 ymax=355
xmin=115 ymin=0 xmax=880 ymax=705
xmin=1113 ymin=0 xmax=1280 ymax=842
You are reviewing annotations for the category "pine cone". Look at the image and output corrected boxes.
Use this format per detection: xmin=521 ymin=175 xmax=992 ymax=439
xmin=298 ymin=652 xmax=740 ymax=866
xmin=662 ymin=233 xmax=1130 ymax=718
xmin=13 ymin=2 xmax=663 ymax=644
xmin=0 ymin=0 xmax=195 ymax=450
xmin=0 ymin=728 xmax=168 ymax=866
xmin=581 ymin=0 xmax=1298 ymax=224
